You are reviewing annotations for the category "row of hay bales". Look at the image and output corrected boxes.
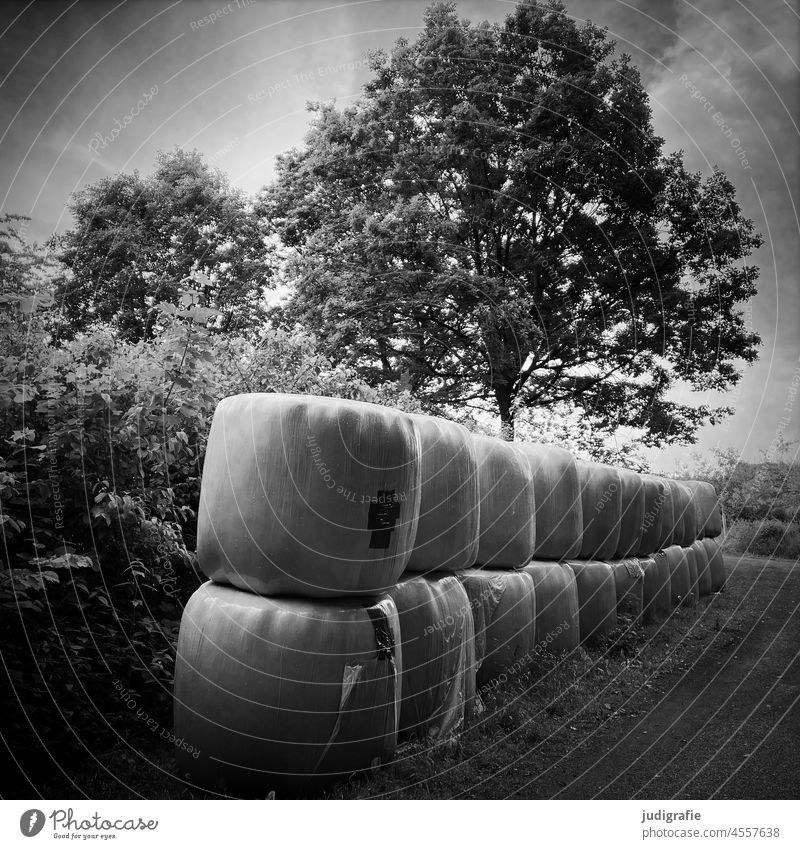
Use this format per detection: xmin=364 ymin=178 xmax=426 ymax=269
xmin=173 ymin=394 xmax=727 ymax=796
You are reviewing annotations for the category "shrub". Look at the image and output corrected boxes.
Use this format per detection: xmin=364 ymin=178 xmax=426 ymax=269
xmin=0 ymin=266 xmax=422 ymax=785
xmin=722 ymin=519 xmax=800 ymax=560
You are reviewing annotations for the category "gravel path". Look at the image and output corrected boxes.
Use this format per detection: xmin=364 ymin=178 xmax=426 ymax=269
xmin=526 ymin=555 xmax=800 ymax=799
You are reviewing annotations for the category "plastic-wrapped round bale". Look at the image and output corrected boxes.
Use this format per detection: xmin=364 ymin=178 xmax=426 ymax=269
xmin=615 ymin=470 xmax=645 ymax=557
xmin=565 ymin=561 xmax=618 ymax=645
xmin=518 ymin=443 xmax=583 ymax=560
xmin=522 ymin=562 xmax=580 ymax=658
xmin=606 ymin=558 xmax=645 ymax=624
xmin=670 ymin=481 xmax=699 ymax=547
xmin=405 ymin=415 xmax=479 ymax=573
xmin=576 ymin=461 xmax=621 ymax=560
xmin=690 ymin=539 xmax=713 ymax=596
xmin=640 ymin=554 xmax=672 ymax=623
xmin=457 ymin=569 xmax=536 ymax=688
xmin=655 ymin=477 xmax=676 ymax=550
xmin=473 ymin=436 xmax=536 ymax=568
xmin=683 ymin=480 xmax=723 ymax=538
xmin=173 ymin=583 xmax=402 ymax=796
xmin=638 ymin=475 xmax=669 ymax=556
xmin=663 ymin=545 xmax=692 ymax=608
xmin=385 ymin=573 xmax=476 ymax=740
xmin=683 ymin=545 xmax=700 ymax=605
xmin=197 ymin=393 xmax=421 ymax=598
xmin=702 ymin=537 xmax=728 ymax=592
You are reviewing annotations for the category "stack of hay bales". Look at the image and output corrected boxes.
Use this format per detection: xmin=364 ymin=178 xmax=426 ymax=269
xmin=387 ymin=414 xmax=480 ymax=739
xmin=174 ymin=394 xmax=422 ymax=795
xmin=173 ymin=392 xmax=729 ymax=795
xmin=520 ymin=445 xmax=583 ymax=652
xmin=458 ymin=436 xmax=537 ymax=690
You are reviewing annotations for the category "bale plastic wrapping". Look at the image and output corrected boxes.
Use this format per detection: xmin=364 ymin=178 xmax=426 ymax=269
xmin=173 ymin=583 xmax=402 ymax=796
xmin=198 ymin=393 xmax=421 ymax=597
xmin=385 ymin=573 xmax=477 ymax=740
xmin=702 ymin=537 xmax=728 ymax=592
xmin=683 ymin=545 xmax=700 ymax=605
xmin=565 ymin=560 xmax=618 ymax=645
xmin=690 ymin=539 xmax=713 ymax=596
xmin=406 ymin=415 xmax=480 ymax=573
xmin=457 ymin=569 xmax=537 ymax=687
xmin=615 ymin=469 xmax=645 ymax=557
xmin=576 ymin=461 xmax=622 ymax=560
xmin=606 ymin=558 xmax=645 ymax=624
xmin=640 ymin=554 xmax=672 ymax=623
xmin=638 ymin=475 xmax=669 ymax=556
xmin=473 ymin=436 xmax=536 ymax=568
xmin=684 ymin=480 xmax=723 ymax=538
xmin=664 ymin=545 xmax=691 ymax=608
xmin=519 ymin=443 xmax=583 ymax=560
xmin=522 ymin=561 xmax=580 ymax=658
xmin=655 ymin=477 xmax=676 ymax=550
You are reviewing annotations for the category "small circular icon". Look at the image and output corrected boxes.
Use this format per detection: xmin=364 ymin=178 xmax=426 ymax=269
xmin=20 ymin=810 xmax=46 ymax=837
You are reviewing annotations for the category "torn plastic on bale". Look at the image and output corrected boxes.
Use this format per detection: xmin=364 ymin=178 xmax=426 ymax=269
xmin=173 ymin=584 xmax=404 ymax=796
xmin=426 ymin=611 xmax=476 ymax=740
xmin=386 ymin=573 xmax=478 ymax=742
xmin=606 ymin=558 xmax=645 ymax=624
xmin=461 ymin=572 xmax=506 ymax=669
xmin=315 ymin=598 xmax=402 ymax=773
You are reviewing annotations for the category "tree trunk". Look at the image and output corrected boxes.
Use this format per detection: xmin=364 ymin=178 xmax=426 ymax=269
xmin=495 ymin=386 xmax=515 ymax=441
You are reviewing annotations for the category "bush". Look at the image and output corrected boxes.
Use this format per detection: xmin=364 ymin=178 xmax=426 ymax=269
xmin=722 ymin=519 xmax=800 ymax=560
xmin=0 ymin=265 xmax=422 ymax=787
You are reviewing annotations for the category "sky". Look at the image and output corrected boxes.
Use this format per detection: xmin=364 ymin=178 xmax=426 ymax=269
xmin=1 ymin=0 xmax=798 ymax=470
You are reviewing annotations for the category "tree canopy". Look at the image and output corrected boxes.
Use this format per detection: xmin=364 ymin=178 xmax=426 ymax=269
xmin=259 ymin=0 xmax=761 ymax=442
xmin=55 ymin=149 xmax=269 ymax=341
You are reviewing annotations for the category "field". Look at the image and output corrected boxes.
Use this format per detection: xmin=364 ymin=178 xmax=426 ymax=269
xmin=39 ymin=554 xmax=799 ymax=800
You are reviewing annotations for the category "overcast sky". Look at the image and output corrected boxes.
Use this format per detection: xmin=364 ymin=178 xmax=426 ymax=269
xmin=1 ymin=0 xmax=798 ymax=469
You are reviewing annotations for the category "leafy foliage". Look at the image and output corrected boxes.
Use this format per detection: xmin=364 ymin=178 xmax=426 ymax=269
xmin=678 ymin=439 xmax=799 ymax=525
xmin=54 ymin=149 xmax=271 ymax=341
xmin=1 ymin=221 xmax=418 ymax=783
xmin=260 ymin=0 xmax=761 ymax=441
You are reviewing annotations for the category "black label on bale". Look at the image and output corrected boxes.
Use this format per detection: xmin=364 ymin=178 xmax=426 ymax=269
xmin=367 ymin=490 xmax=401 ymax=549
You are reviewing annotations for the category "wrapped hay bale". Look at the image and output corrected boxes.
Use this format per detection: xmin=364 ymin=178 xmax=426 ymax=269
xmin=690 ymin=539 xmax=713 ymax=596
xmin=655 ymin=477 xmax=676 ymax=550
xmin=576 ymin=461 xmax=622 ymax=560
xmin=615 ymin=469 xmax=645 ymax=557
xmin=473 ymin=436 xmax=536 ymax=568
xmin=406 ymin=414 xmax=479 ymax=573
xmin=683 ymin=545 xmax=700 ymax=605
xmin=565 ymin=561 xmax=618 ymax=645
xmin=385 ymin=573 xmax=477 ymax=740
xmin=606 ymin=558 xmax=645 ymax=624
xmin=518 ymin=443 xmax=583 ymax=560
xmin=457 ymin=569 xmax=537 ymax=688
xmin=640 ymin=554 xmax=672 ymax=623
xmin=684 ymin=480 xmax=723 ymax=538
xmin=702 ymin=537 xmax=728 ymax=592
xmin=668 ymin=480 xmax=698 ymax=547
xmin=638 ymin=475 xmax=669 ymax=556
xmin=198 ymin=393 xmax=421 ymax=597
xmin=522 ymin=561 xmax=580 ymax=658
xmin=174 ymin=583 xmax=402 ymax=796
xmin=664 ymin=545 xmax=692 ymax=608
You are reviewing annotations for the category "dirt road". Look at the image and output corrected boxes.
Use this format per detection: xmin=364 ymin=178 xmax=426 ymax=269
xmin=522 ymin=555 xmax=800 ymax=799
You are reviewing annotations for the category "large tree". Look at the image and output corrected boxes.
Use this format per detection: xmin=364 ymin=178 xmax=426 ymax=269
xmin=56 ymin=149 xmax=270 ymax=340
xmin=259 ymin=0 xmax=761 ymax=442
